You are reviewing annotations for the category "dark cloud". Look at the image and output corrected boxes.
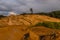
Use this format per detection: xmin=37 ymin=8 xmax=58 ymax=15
xmin=0 ymin=0 xmax=60 ymax=15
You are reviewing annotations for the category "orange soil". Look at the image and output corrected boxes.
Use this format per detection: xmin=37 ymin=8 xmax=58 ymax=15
xmin=0 ymin=14 xmax=60 ymax=40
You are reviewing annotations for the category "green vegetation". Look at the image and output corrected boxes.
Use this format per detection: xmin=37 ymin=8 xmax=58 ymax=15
xmin=39 ymin=10 xmax=60 ymax=18
xmin=34 ymin=22 xmax=60 ymax=29
xmin=0 ymin=15 xmax=6 ymax=19
xmin=49 ymin=11 xmax=60 ymax=18
xmin=21 ymin=10 xmax=60 ymax=18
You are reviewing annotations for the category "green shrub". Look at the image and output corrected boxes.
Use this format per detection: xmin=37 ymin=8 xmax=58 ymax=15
xmin=34 ymin=22 xmax=60 ymax=29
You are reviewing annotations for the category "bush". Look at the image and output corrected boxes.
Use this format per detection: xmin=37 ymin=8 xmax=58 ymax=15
xmin=34 ymin=22 xmax=60 ymax=29
xmin=0 ymin=15 xmax=6 ymax=19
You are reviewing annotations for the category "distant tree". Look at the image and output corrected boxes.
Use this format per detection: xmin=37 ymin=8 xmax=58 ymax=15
xmin=50 ymin=11 xmax=60 ymax=18
xmin=0 ymin=15 xmax=4 ymax=17
xmin=0 ymin=15 xmax=6 ymax=19
xmin=21 ymin=12 xmax=26 ymax=15
xmin=30 ymin=8 xmax=33 ymax=14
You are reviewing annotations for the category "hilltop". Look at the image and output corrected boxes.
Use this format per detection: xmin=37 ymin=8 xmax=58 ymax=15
xmin=0 ymin=14 xmax=60 ymax=26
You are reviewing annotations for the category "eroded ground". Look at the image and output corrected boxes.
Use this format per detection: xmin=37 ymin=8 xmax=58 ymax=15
xmin=0 ymin=14 xmax=60 ymax=40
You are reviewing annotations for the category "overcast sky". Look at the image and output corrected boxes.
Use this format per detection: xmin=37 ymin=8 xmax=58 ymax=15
xmin=0 ymin=0 xmax=60 ymax=15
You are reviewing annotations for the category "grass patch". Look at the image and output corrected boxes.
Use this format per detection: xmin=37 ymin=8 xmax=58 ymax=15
xmin=34 ymin=21 xmax=60 ymax=29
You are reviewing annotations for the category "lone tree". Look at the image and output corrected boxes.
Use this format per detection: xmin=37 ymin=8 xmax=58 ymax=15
xmin=30 ymin=8 xmax=33 ymax=14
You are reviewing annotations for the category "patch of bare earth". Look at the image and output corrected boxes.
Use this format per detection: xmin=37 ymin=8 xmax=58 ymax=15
xmin=0 ymin=14 xmax=60 ymax=40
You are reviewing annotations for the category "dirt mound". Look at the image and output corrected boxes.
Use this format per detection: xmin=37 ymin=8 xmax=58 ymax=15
xmin=0 ymin=25 xmax=29 ymax=40
xmin=0 ymin=25 xmax=59 ymax=40
xmin=0 ymin=14 xmax=60 ymax=26
xmin=0 ymin=14 xmax=60 ymax=40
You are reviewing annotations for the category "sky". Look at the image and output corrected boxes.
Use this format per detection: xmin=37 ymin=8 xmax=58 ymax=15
xmin=0 ymin=0 xmax=60 ymax=15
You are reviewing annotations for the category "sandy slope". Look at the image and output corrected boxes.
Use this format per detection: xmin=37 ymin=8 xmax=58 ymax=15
xmin=0 ymin=25 xmax=28 ymax=40
xmin=0 ymin=14 xmax=60 ymax=26
xmin=0 ymin=14 xmax=60 ymax=40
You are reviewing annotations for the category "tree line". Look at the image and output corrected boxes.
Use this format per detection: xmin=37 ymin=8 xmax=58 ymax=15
xmin=0 ymin=8 xmax=60 ymax=19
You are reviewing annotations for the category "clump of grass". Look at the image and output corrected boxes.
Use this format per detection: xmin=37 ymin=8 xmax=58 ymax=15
xmin=34 ymin=21 xmax=60 ymax=29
